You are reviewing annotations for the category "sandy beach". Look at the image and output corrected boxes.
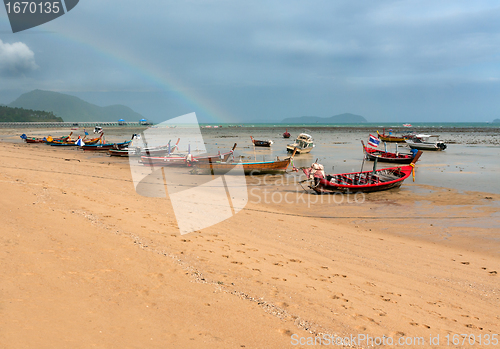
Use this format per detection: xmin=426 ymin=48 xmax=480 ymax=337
xmin=1 ymin=134 xmax=499 ymax=348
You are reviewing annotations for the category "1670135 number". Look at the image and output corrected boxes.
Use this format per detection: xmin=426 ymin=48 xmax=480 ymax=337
xmin=445 ymin=333 xmax=498 ymax=346
xmin=5 ymin=2 xmax=60 ymax=14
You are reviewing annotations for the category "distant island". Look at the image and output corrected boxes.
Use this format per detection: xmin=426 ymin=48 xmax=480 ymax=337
xmin=8 ymin=89 xmax=144 ymax=123
xmin=282 ymin=113 xmax=367 ymax=124
xmin=493 ymin=118 xmax=500 ymax=124
xmin=0 ymin=105 xmax=63 ymax=122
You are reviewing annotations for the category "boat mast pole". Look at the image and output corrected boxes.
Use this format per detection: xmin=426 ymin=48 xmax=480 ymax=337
xmin=372 ymin=157 xmax=378 ymax=174
xmin=360 ymin=140 xmax=366 ymax=173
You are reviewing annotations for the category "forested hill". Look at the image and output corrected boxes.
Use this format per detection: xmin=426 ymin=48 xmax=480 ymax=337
xmin=0 ymin=105 xmax=63 ymax=122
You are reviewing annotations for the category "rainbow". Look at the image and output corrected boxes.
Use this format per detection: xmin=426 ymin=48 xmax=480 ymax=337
xmin=1 ymin=17 xmax=233 ymax=123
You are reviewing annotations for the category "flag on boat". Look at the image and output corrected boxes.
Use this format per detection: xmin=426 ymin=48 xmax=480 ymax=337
xmin=84 ymin=129 xmax=89 ymax=136
xmin=368 ymin=134 xmax=380 ymax=147
xmin=75 ymin=137 xmax=85 ymax=146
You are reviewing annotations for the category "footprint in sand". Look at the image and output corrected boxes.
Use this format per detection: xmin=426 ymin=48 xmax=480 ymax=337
xmin=390 ymin=331 xmax=405 ymax=338
xmin=465 ymin=324 xmax=483 ymax=330
xmin=278 ymin=329 xmax=293 ymax=336
xmin=354 ymin=314 xmax=376 ymax=324
xmin=461 ymin=261 xmax=470 ymax=265
xmin=330 ymin=293 xmax=344 ymax=300
xmin=489 ymin=271 xmax=497 ymax=275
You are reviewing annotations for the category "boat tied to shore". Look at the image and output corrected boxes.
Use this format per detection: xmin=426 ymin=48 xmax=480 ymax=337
xmin=377 ymin=129 xmax=413 ymax=143
xmin=301 ymin=151 xmax=422 ymax=193
xmin=80 ymin=134 xmax=137 ymax=151
xmin=362 ymin=141 xmax=418 ymax=164
xmin=194 ymin=148 xmax=298 ymax=174
xmin=140 ymin=143 xmax=237 ymax=167
xmin=250 ymin=136 xmax=273 ymax=147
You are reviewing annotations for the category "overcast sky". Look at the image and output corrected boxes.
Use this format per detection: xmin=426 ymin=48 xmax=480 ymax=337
xmin=1 ymin=0 xmax=500 ymax=123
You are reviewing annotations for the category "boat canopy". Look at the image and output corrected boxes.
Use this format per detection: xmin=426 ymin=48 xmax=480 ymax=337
xmin=297 ymin=133 xmax=313 ymax=140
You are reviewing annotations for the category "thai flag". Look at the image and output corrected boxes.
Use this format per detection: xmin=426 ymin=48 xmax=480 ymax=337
xmin=368 ymin=134 xmax=380 ymax=147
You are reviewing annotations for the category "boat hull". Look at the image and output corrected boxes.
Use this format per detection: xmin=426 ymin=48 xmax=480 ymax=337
xmin=253 ymin=141 xmax=272 ymax=147
xmin=364 ymin=148 xmax=415 ymax=164
xmin=141 ymin=151 xmax=233 ymax=167
xmin=304 ymin=166 xmax=413 ymax=194
xmin=286 ymin=145 xmax=312 ymax=154
xmin=251 ymin=136 xmax=273 ymax=147
xmin=25 ymin=138 xmax=46 ymax=143
xmin=81 ymin=141 xmax=131 ymax=151
xmin=378 ymin=136 xmax=407 ymax=143
xmin=406 ymin=141 xmax=446 ymax=151
xmin=195 ymin=158 xmax=291 ymax=174
xmin=108 ymin=149 xmax=130 ymax=157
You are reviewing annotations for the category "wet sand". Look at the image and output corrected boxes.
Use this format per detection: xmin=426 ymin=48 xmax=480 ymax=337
xmin=1 ymin=133 xmax=499 ymax=348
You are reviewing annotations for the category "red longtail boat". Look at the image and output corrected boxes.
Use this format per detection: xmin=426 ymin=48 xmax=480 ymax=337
xmin=302 ymin=151 xmax=422 ymax=193
xmin=361 ymin=141 xmax=417 ymax=164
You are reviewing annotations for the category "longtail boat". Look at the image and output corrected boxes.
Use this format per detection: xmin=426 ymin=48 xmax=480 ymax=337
xmin=283 ymin=129 xmax=291 ymax=138
xmin=80 ymin=134 xmax=137 ymax=151
xmin=362 ymin=141 xmax=417 ymax=164
xmin=25 ymin=137 xmax=47 ymax=143
xmin=250 ymin=136 xmax=273 ymax=147
xmin=81 ymin=140 xmax=131 ymax=151
xmin=302 ymin=151 xmax=422 ymax=193
xmin=141 ymin=144 xmax=237 ymax=167
xmin=21 ymin=132 xmax=72 ymax=144
xmin=195 ymin=148 xmax=297 ymax=174
xmin=140 ymin=138 xmax=181 ymax=156
xmin=48 ymin=135 xmax=102 ymax=146
xmin=376 ymin=129 xmax=412 ymax=143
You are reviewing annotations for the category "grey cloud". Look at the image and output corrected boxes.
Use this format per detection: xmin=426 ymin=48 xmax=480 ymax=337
xmin=0 ymin=39 xmax=38 ymax=77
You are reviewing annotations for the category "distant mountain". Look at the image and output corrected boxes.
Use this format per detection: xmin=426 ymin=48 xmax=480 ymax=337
xmin=282 ymin=113 xmax=368 ymax=124
xmin=0 ymin=105 xmax=63 ymax=122
xmin=493 ymin=118 xmax=500 ymax=124
xmin=9 ymin=89 xmax=143 ymax=122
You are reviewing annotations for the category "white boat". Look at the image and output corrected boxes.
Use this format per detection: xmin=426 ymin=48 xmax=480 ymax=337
xmin=405 ymin=134 xmax=447 ymax=151
xmin=286 ymin=133 xmax=315 ymax=154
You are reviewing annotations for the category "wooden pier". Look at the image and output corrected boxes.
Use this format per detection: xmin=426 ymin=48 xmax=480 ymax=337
xmin=0 ymin=121 xmax=151 ymax=128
